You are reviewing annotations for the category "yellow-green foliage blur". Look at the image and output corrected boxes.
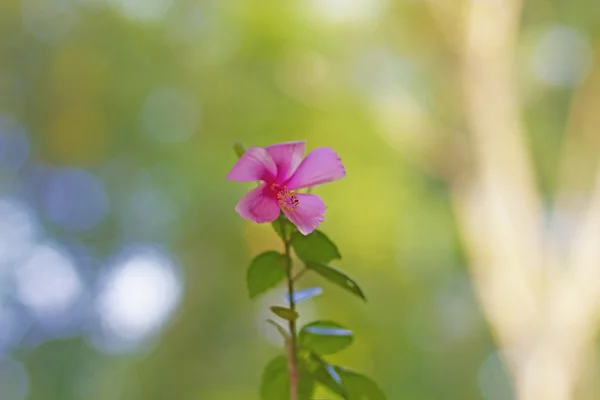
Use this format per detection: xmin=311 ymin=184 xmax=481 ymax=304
xmin=1 ymin=0 xmax=600 ymax=399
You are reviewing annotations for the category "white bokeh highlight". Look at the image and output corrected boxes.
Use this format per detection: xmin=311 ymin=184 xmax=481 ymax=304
xmin=13 ymin=243 xmax=83 ymax=318
xmin=95 ymin=246 xmax=182 ymax=350
xmin=0 ymin=199 xmax=38 ymax=273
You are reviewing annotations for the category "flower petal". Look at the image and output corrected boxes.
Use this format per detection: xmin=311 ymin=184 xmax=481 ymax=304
xmin=265 ymin=141 xmax=306 ymax=182
xmin=235 ymin=183 xmax=281 ymax=223
xmin=283 ymin=193 xmax=325 ymax=235
xmin=226 ymin=146 xmax=277 ymax=182
xmin=285 ymin=147 xmax=346 ymax=190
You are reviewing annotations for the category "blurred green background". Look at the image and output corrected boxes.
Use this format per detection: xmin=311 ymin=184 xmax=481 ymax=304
xmin=1 ymin=0 xmax=598 ymax=399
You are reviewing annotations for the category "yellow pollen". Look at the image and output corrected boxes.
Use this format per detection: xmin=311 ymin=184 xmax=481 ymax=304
xmin=277 ymin=187 xmax=299 ymax=211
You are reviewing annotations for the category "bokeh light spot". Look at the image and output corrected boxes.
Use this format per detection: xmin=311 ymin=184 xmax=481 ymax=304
xmin=41 ymin=168 xmax=109 ymax=232
xmin=531 ymin=25 xmax=592 ymax=88
xmin=14 ymin=243 xmax=83 ymax=317
xmin=107 ymin=0 xmax=174 ymax=22
xmin=0 ymin=306 xmax=17 ymax=352
xmin=0 ymin=301 xmax=30 ymax=355
xmin=0 ymin=199 xmax=38 ymax=272
xmin=95 ymin=246 xmax=182 ymax=349
xmin=120 ymin=180 xmax=178 ymax=240
xmin=20 ymin=0 xmax=77 ymax=44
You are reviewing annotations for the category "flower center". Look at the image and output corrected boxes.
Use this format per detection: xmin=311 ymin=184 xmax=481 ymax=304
xmin=276 ymin=186 xmax=299 ymax=211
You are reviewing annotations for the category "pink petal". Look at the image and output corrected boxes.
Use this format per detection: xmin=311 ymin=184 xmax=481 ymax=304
xmin=226 ymin=146 xmax=277 ymax=182
xmin=285 ymin=147 xmax=346 ymax=190
xmin=265 ymin=141 xmax=306 ymax=182
xmin=235 ymin=183 xmax=281 ymax=223
xmin=283 ymin=193 xmax=326 ymax=235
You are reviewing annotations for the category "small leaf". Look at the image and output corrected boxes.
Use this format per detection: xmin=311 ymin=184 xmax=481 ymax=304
xmin=270 ymin=306 xmax=299 ymax=321
xmin=233 ymin=141 xmax=246 ymax=158
xmin=305 ymin=262 xmax=366 ymax=301
xmin=266 ymin=319 xmax=290 ymax=341
xmin=299 ymin=321 xmax=353 ymax=355
xmin=291 ymin=230 xmax=341 ymax=263
xmin=272 ymin=215 xmax=296 ymax=241
xmin=336 ymin=367 xmax=387 ymax=400
xmin=247 ymin=251 xmax=287 ymax=299
xmin=304 ymin=353 xmax=346 ymax=398
xmin=260 ymin=356 xmax=314 ymax=400
xmin=284 ymin=286 xmax=323 ymax=304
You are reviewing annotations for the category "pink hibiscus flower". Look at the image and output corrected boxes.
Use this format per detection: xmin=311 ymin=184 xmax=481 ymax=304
xmin=226 ymin=141 xmax=346 ymax=235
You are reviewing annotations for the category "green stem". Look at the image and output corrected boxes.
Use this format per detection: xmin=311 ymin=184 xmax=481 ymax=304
xmin=281 ymin=218 xmax=299 ymax=400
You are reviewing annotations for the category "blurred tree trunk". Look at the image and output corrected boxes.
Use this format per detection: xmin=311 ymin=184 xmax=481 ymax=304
xmin=448 ymin=0 xmax=600 ymax=399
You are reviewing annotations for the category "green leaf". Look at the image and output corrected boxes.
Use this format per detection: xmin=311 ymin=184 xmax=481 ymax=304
xmin=305 ymin=262 xmax=366 ymax=301
xmin=272 ymin=215 xmax=296 ymax=241
xmin=299 ymin=320 xmax=354 ymax=355
xmin=260 ymin=356 xmax=314 ymax=400
xmin=247 ymin=251 xmax=287 ymax=299
xmin=291 ymin=230 xmax=341 ymax=263
xmin=336 ymin=368 xmax=387 ymax=400
xmin=285 ymin=286 xmax=323 ymax=304
xmin=270 ymin=306 xmax=299 ymax=321
xmin=266 ymin=319 xmax=290 ymax=341
xmin=303 ymin=353 xmax=346 ymax=398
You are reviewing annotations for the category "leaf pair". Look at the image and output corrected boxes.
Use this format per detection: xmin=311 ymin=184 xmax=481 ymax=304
xmin=260 ymin=354 xmax=386 ymax=400
xmin=247 ymin=229 xmax=366 ymax=302
xmin=266 ymin=318 xmax=354 ymax=356
xmin=261 ymin=320 xmax=379 ymax=399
